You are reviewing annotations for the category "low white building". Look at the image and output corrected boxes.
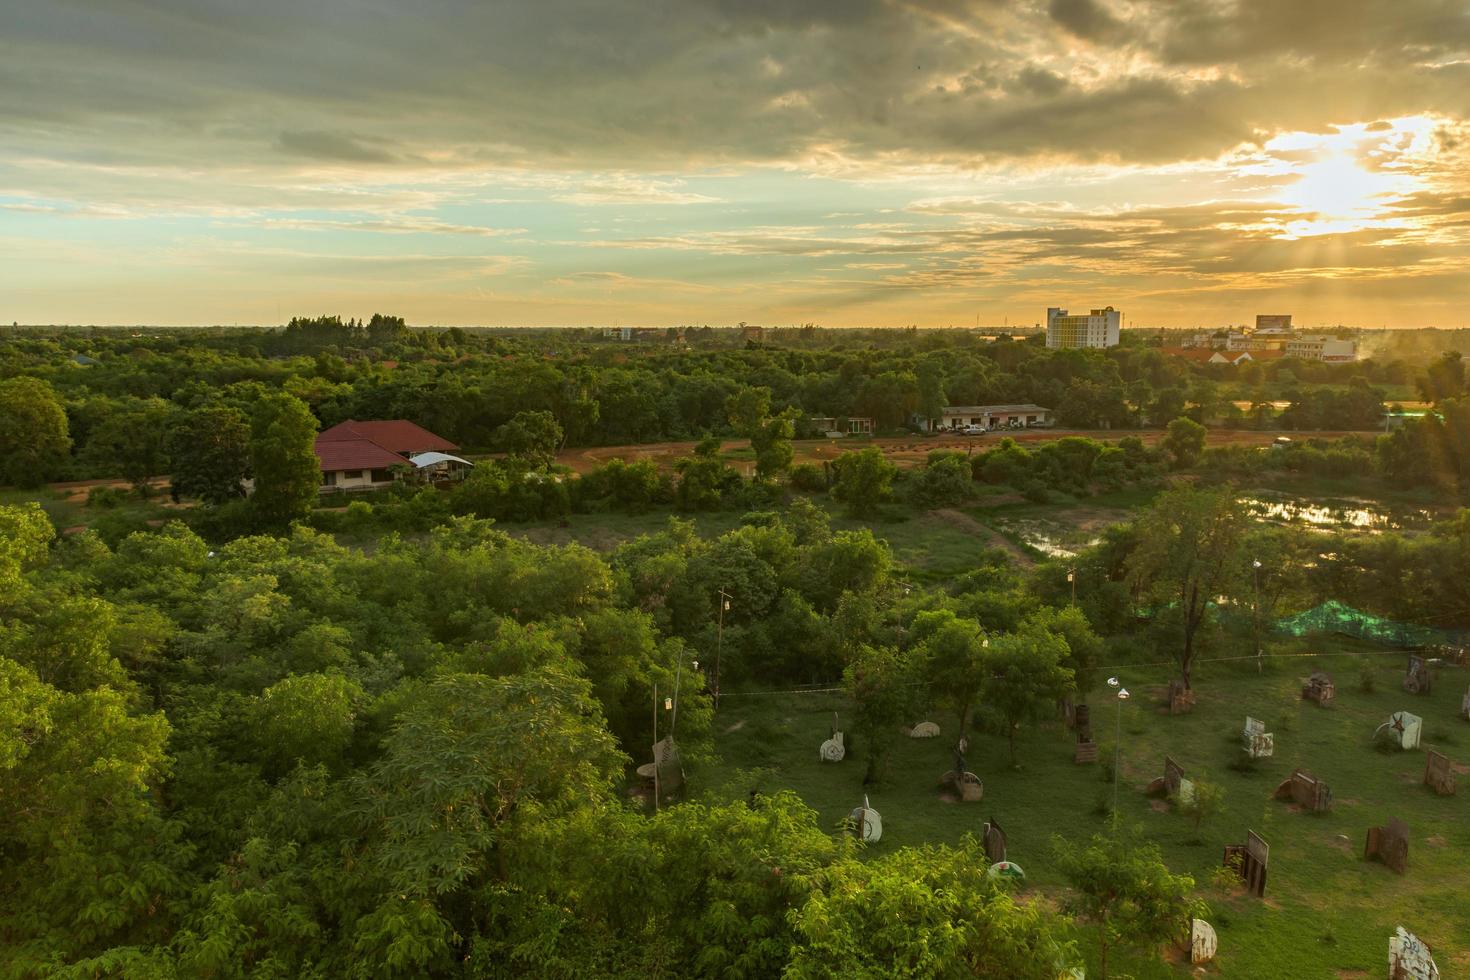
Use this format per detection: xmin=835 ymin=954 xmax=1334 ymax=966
xmin=912 ymin=404 xmax=1053 ymax=432
xmin=1286 ymin=334 xmax=1357 ymax=362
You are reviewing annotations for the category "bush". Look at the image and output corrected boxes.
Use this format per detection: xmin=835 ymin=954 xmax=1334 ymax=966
xmin=86 ymin=486 xmax=129 ymax=509
xmin=789 ymin=463 xmax=827 ymax=492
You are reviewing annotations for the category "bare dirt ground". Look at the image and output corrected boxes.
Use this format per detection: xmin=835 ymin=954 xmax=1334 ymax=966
xmin=45 ymin=476 xmax=172 ymax=503
xmin=556 ymin=428 xmax=1370 ymax=474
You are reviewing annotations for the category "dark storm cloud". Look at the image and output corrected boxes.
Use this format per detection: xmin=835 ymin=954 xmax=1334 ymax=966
xmin=1 ymin=0 xmax=1467 ymax=177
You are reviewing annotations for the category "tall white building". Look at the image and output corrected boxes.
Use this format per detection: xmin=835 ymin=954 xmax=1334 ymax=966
xmin=1046 ymin=307 xmax=1121 ymax=349
xmin=1286 ymin=334 xmax=1357 ymax=362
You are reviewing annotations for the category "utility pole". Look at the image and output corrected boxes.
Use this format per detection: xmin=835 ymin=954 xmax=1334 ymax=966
xmin=651 ymin=681 xmax=659 ymax=814
xmin=1068 ymin=567 xmax=1076 ymax=606
xmin=714 ymin=589 xmax=732 ymax=710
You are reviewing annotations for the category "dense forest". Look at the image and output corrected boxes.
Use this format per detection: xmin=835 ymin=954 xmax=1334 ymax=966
xmin=4 ymin=321 xmax=1470 ymax=976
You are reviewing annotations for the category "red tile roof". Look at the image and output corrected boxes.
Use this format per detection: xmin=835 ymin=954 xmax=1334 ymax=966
xmin=318 ymin=420 xmax=458 ymax=453
xmin=313 ymin=437 xmax=406 ymax=473
xmin=1160 ymin=347 xmax=1219 ymax=363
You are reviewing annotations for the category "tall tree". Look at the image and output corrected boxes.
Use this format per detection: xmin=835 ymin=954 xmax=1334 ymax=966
xmin=1161 ymin=416 xmax=1207 ymax=469
xmin=249 ymin=393 xmax=320 ymax=527
xmin=982 ymin=624 xmax=1074 ymax=764
xmin=915 ymin=610 xmax=990 ymax=736
xmin=831 ymin=447 xmax=897 ymax=518
xmin=494 ymin=409 xmax=564 ymax=467
xmin=0 ymin=376 xmax=71 ymax=488
xmin=169 ymin=405 xmax=252 ymax=504
xmin=1053 ymin=833 xmax=1204 ymax=980
xmin=87 ymin=398 xmax=177 ymax=492
xmin=844 ymin=644 xmax=919 ymax=783
xmin=1126 ymin=487 xmax=1246 ymax=689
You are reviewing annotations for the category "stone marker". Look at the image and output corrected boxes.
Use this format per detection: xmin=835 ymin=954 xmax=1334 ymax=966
xmin=1403 ymin=654 xmax=1432 ymax=695
xmin=1243 ymin=716 xmax=1274 ymax=759
xmin=1461 ymin=686 xmax=1470 ymax=721
xmin=1389 ymin=926 xmax=1440 ymax=980
xmin=819 ymin=712 xmax=845 ymax=762
xmin=1073 ymin=703 xmax=1091 ymax=743
xmin=1073 ymin=740 xmax=1098 ymax=763
xmin=1424 ymin=750 xmax=1455 ymax=796
xmin=982 ymin=817 xmax=1007 ymax=864
xmin=1301 ymin=671 xmax=1335 ymax=707
xmin=1147 ymin=755 xmax=1195 ymax=805
xmin=1190 ymin=919 xmax=1218 ymax=965
xmin=1365 ymin=817 xmax=1410 ymax=874
xmin=939 ymin=743 xmax=983 ymax=802
xmin=1273 ymin=768 xmax=1332 ymax=812
xmin=1222 ymin=829 xmax=1269 ymax=897
xmin=848 ymin=794 xmax=882 ymax=843
xmin=907 ymin=721 xmax=940 ymax=739
xmin=1375 ymin=711 xmax=1423 ymax=750
xmin=648 ymin=736 xmax=684 ymax=802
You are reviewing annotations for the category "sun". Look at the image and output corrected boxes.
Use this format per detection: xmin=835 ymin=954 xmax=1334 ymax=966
xmin=1264 ymin=117 xmax=1434 ymax=239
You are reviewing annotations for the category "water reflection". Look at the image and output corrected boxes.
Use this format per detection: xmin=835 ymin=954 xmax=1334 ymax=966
xmin=1240 ymin=494 xmax=1431 ymax=531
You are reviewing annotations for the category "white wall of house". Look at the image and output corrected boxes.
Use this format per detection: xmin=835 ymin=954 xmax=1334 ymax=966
xmin=321 ymin=469 xmax=395 ymax=492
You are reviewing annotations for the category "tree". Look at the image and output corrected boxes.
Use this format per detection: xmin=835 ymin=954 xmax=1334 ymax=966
xmin=249 ymin=392 xmax=321 ymax=527
xmin=788 ymin=839 xmax=1073 ymax=979
xmin=915 ymin=610 xmax=990 ymax=736
xmin=1161 ymin=416 xmax=1206 ymax=469
xmin=169 ymin=405 xmax=252 ymax=504
xmin=1126 ymin=488 xmax=1245 ymax=689
xmin=494 ymin=409 xmax=564 ymax=467
xmin=1178 ymin=776 xmax=1223 ymax=837
xmin=751 ymin=409 xmax=798 ymax=479
xmin=844 ymin=645 xmax=919 ymax=783
xmin=1418 ymin=350 xmax=1465 ymax=404
xmin=725 ymin=386 xmax=772 ymax=435
xmin=982 ymin=624 xmax=1074 ymax=765
xmin=831 ymin=447 xmax=898 ymax=518
xmin=1052 ymin=832 xmax=1205 ymax=980
xmin=87 ymin=398 xmax=177 ymax=492
xmin=908 ymin=451 xmax=974 ymax=508
xmin=0 ymin=376 xmax=71 ymax=487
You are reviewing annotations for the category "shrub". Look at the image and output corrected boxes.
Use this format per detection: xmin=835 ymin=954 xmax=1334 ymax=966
xmin=789 ymin=463 xmax=827 ymax=492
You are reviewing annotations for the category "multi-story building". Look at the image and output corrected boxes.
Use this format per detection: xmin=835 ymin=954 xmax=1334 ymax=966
xmin=1046 ymin=307 xmax=1120 ymax=349
xmin=1286 ymin=334 xmax=1357 ymax=362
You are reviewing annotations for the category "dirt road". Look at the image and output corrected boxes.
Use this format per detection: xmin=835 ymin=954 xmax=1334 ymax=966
xmin=556 ymin=428 xmax=1369 ymax=474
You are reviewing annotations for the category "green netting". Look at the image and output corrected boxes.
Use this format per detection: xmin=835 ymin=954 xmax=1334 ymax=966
xmin=1274 ymin=600 xmax=1457 ymax=648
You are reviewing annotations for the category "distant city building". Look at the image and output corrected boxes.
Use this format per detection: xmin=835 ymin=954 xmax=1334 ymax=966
xmin=911 ymin=403 xmax=1053 ymax=432
xmin=809 ymin=416 xmax=874 ymax=436
xmin=1285 ymin=334 xmax=1357 ymax=362
xmin=1254 ymin=314 xmax=1293 ymax=332
xmin=1046 ymin=307 xmax=1120 ymax=349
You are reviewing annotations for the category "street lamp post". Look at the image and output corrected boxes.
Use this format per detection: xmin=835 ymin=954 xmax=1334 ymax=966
xmin=1252 ymin=559 xmax=1263 ymax=674
xmin=1107 ymin=676 xmax=1130 ymax=822
xmin=713 ymin=589 xmax=732 ymax=710
xmin=1067 ymin=568 xmax=1076 ymax=606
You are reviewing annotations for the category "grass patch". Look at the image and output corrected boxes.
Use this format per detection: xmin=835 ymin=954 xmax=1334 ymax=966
xmin=699 ymin=646 xmax=1470 ymax=978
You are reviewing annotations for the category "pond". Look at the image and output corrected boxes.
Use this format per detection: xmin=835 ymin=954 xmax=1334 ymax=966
xmin=1240 ymin=493 xmax=1435 ymax=531
xmin=994 ymin=518 xmax=1101 ymax=560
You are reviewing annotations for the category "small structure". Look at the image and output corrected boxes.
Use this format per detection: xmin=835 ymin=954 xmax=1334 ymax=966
xmin=1424 ymin=750 xmax=1456 ymax=796
xmin=1404 ymin=655 xmax=1433 ymax=695
xmin=1301 ymin=671 xmax=1335 ymax=707
xmin=819 ymin=713 xmax=845 ymax=763
xmin=1375 ymin=711 xmax=1423 ymax=750
xmin=848 ymin=795 xmax=882 ymax=843
xmin=907 ymin=721 xmax=940 ymax=739
xmin=982 ymin=818 xmax=1007 ymax=864
xmin=1243 ymin=717 xmax=1274 ymax=759
xmin=1274 ymin=768 xmax=1333 ymax=813
xmin=1461 ymin=686 xmax=1470 ymax=721
xmin=637 ymin=737 xmax=684 ymax=804
xmin=1366 ymin=817 xmax=1410 ymax=874
xmin=1222 ymin=830 xmax=1269 ymax=897
xmin=408 ymin=451 xmax=474 ymax=483
xmin=1389 ymin=926 xmax=1440 ymax=980
xmin=939 ymin=745 xmax=983 ymax=802
xmin=1190 ymin=919 xmax=1218 ymax=965
xmin=1147 ymin=756 xmax=1195 ymax=805
xmin=1074 ymin=740 xmax=1099 ymax=763
xmin=1166 ymin=678 xmax=1195 ymax=715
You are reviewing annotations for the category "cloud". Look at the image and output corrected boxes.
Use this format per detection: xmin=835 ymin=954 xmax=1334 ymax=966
xmin=275 ymin=130 xmax=401 ymax=164
xmin=1047 ymin=0 xmax=1131 ymax=44
xmin=256 ymin=216 xmax=527 ymax=236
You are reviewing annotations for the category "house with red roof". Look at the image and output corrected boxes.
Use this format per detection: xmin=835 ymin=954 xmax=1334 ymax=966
xmin=315 ymin=420 xmax=463 ymax=492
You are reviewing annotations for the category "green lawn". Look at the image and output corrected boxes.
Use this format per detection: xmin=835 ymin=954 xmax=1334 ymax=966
xmin=699 ymin=646 xmax=1470 ymax=978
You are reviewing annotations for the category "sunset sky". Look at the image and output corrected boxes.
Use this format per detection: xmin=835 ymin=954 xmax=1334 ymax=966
xmin=4 ymin=0 xmax=1469 ymax=328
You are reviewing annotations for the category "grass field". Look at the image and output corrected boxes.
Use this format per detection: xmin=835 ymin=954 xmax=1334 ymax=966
xmin=700 ymin=644 xmax=1470 ymax=978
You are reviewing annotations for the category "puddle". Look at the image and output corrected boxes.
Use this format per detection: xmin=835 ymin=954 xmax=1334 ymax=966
xmin=994 ymin=518 xmax=1101 ymax=559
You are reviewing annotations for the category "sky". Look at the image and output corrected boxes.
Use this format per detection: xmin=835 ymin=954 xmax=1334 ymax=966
xmin=3 ymin=0 xmax=1470 ymax=328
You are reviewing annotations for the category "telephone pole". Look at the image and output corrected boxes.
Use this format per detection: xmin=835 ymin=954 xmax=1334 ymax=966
xmin=713 ymin=589 xmax=732 ymax=710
